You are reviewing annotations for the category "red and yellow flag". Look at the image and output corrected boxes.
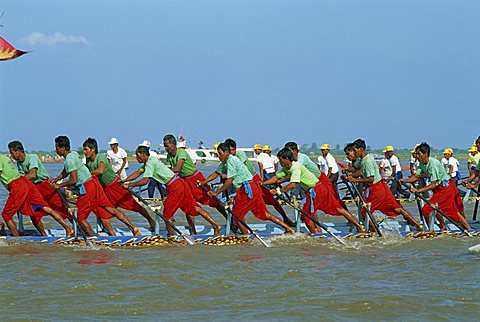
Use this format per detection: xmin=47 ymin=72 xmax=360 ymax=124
xmin=0 ymin=36 xmax=27 ymax=61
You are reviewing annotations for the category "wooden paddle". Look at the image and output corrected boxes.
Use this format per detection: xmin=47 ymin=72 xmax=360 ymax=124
xmin=198 ymin=185 xmax=270 ymax=248
xmin=346 ymin=181 xmax=383 ymax=237
xmin=401 ymin=182 xmax=473 ymax=237
xmin=128 ymin=188 xmax=195 ymax=246
xmin=465 ymin=186 xmax=480 ymax=221
xmin=260 ymin=185 xmax=347 ymax=245
xmin=55 ymin=189 xmax=92 ymax=246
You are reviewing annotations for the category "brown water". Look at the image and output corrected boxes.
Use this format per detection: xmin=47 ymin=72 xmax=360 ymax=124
xmin=0 ymin=163 xmax=479 ymax=321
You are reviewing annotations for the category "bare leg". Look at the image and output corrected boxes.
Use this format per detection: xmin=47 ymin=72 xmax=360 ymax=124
xmin=79 ymin=220 xmax=95 ymax=236
xmin=0 ymin=222 xmax=4 ymax=235
xmin=396 ymin=208 xmax=423 ymax=231
xmin=273 ymin=203 xmax=295 ymax=227
xmin=99 ymin=218 xmax=116 ymax=236
xmin=5 ymin=219 xmax=20 ymax=236
xmin=215 ymin=205 xmax=240 ymax=232
xmin=457 ymin=213 xmax=471 ymax=230
xmin=41 ymin=207 xmax=74 ymax=237
xmin=435 ymin=213 xmax=447 ymax=231
xmin=265 ymin=211 xmax=295 ymax=234
xmin=165 ymin=219 xmax=175 ymax=236
xmin=195 ymin=206 xmax=221 ymax=236
xmin=186 ymin=215 xmax=196 ymax=235
xmin=339 ymin=208 xmax=365 ymax=233
xmin=31 ymin=219 xmax=47 ymax=236
xmin=106 ymin=207 xmax=140 ymax=236
xmin=138 ymin=207 xmax=155 ymax=231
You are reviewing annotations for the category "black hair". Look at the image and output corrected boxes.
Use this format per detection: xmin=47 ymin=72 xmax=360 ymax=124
xmin=415 ymin=142 xmax=430 ymax=156
xmin=284 ymin=141 xmax=299 ymax=151
xmin=277 ymin=148 xmax=293 ymax=161
xmin=476 ymin=136 xmax=480 ymax=145
xmin=8 ymin=141 xmax=24 ymax=152
xmin=136 ymin=145 xmax=150 ymax=156
xmin=224 ymin=138 xmax=237 ymax=149
xmin=55 ymin=136 xmax=71 ymax=151
xmin=217 ymin=143 xmax=231 ymax=153
xmin=163 ymin=134 xmax=177 ymax=145
xmin=343 ymin=143 xmax=354 ymax=152
xmin=82 ymin=138 xmax=98 ymax=153
xmin=352 ymin=138 xmax=366 ymax=150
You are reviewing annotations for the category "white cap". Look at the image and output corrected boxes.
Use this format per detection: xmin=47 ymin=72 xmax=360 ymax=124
xmin=139 ymin=140 xmax=151 ymax=148
xmin=177 ymin=141 xmax=186 ymax=148
xmin=108 ymin=137 xmax=119 ymax=145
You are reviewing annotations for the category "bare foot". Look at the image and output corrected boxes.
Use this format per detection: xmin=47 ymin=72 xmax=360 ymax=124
xmin=132 ymin=227 xmax=142 ymax=236
xmin=0 ymin=222 xmax=4 ymax=236
xmin=285 ymin=227 xmax=295 ymax=234
xmin=357 ymin=226 xmax=365 ymax=233
xmin=284 ymin=218 xmax=295 ymax=227
xmin=66 ymin=228 xmax=75 ymax=237
xmin=213 ymin=224 xmax=221 ymax=236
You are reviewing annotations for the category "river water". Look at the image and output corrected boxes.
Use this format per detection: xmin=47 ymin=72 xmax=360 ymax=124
xmin=0 ymin=162 xmax=479 ymax=321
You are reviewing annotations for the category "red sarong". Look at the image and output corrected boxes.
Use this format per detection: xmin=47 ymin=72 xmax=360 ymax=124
xmin=302 ymin=181 xmax=343 ymax=224
xmin=104 ymin=177 xmax=144 ymax=213
xmin=319 ymin=172 xmax=345 ymax=207
xmin=252 ymin=173 xmax=281 ymax=206
xmin=232 ymin=182 xmax=268 ymax=221
xmin=2 ymin=176 xmax=48 ymax=221
xmin=422 ymin=179 xmax=461 ymax=222
xmin=35 ymin=180 xmax=70 ymax=219
xmin=362 ymin=179 xmax=401 ymax=218
xmin=163 ymin=176 xmax=198 ymax=220
xmin=76 ymin=177 xmax=115 ymax=222
xmin=183 ymin=170 xmax=220 ymax=207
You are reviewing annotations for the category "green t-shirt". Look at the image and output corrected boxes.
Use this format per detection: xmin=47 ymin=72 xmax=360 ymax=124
xmin=277 ymin=161 xmax=319 ymax=191
xmin=226 ymin=155 xmax=253 ymax=188
xmin=166 ymin=149 xmax=196 ymax=177
xmin=17 ymin=153 xmax=49 ymax=184
xmin=353 ymin=159 xmax=362 ymax=170
xmin=360 ymin=154 xmax=382 ymax=184
xmin=141 ymin=156 xmax=174 ymax=184
xmin=86 ymin=153 xmax=117 ymax=186
xmin=297 ymin=153 xmax=321 ymax=177
xmin=0 ymin=154 xmax=21 ymax=188
xmin=216 ymin=160 xmax=227 ymax=174
xmin=64 ymin=151 xmax=92 ymax=183
xmin=236 ymin=150 xmax=255 ymax=175
xmin=416 ymin=157 xmax=450 ymax=186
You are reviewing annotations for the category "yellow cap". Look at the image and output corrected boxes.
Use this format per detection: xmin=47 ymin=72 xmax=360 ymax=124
xmin=383 ymin=149 xmax=387 ymax=153
xmin=385 ymin=145 xmax=394 ymax=152
xmin=410 ymin=144 xmax=420 ymax=153
xmin=443 ymin=148 xmax=453 ymax=155
xmin=320 ymin=143 xmax=331 ymax=150
xmin=253 ymin=144 xmax=263 ymax=150
xmin=213 ymin=142 xmax=221 ymax=152
xmin=468 ymin=145 xmax=478 ymax=152
xmin=262 ymin=145 xmax=271 ymax=151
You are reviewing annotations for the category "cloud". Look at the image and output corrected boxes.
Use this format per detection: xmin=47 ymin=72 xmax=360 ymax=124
xmin=21 ymin=32 xmax=91 ymax=46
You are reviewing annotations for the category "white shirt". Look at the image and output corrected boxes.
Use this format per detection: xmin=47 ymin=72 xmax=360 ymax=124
xmin=256 ymin=152 xmax=275 ymax=174
xmin=441 ymin=157 xmax=459 ymax=177
xmin=410 ymin=155 xmax=420 ymax=172
xmin=388 ymin=155 xmax=402 ymax=174
xmin=318 ymin=153 xmax=339 ymax=175
xmin=317 ymin=156 xmax=328 ymax=174
xmin=270 ymin=154 xmax=279 ymax=167
xmin=380 ymin=158 xmax=393 ymax=178
xmin=106 ymin=147 xmax=129 ymax=171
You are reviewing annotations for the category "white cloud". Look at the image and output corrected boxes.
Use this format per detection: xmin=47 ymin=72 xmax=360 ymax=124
xmin=21 ymin=32 xmax=91 ymax=46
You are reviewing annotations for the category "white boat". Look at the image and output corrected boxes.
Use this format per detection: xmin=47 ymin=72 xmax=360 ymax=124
xmin=155 ymin=147 xmax=257 ymax=164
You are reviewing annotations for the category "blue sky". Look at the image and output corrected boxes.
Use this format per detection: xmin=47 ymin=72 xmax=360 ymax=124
xmin=1 ymin=0 xmax=478 ymax=152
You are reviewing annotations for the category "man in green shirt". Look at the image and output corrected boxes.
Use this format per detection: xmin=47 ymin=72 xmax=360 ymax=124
xmin=121 ymin=145 xmax=221 ymax=236
xmin=83 ymin=138 xmax=155 ymax=231
xmin=264 ymin=148 xmax=364 ymax=233
xmin=346 ymin=139 xmax=422 ymax=231
xmin=405 ymin=142 xmax=470 ymax=230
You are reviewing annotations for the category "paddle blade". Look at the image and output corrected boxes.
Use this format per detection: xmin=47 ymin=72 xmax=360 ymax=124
xmin=469 ymin=243 xmax=480 ymax=253
xmin=183 ymin=235 xmax=195 ymax=246
xmin=0 ymin=36 xmax=28 ymax=61
xmin=253 ymin=232 xmax=270 ymax=248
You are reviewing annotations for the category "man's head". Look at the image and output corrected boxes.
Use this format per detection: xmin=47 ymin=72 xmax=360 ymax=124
xmin=163 ymin=134 xmax=177 ymax=155
xmin=352 ymin=138 xmax=366 ymax=158
xmin=476 ymin=136 xmax=480 ymax=150
xmin=263 ymin=145 xmax=272 ymax=155
xmin=253 ymin=144 xmax=262 ymax=155
xmin=55 ymin=136 xmax=71 ymax=156
xmin=343 ymin=143 xmax=356 ymax=161
xmin=284 ymin=141 xmax=299 ymax=160
xmin=443 ymin=148 xmax=452 ymax=159
xmin=415 ymin=142 xmax=430 ymax=163
xmin=83 ymin=138 xmax=98 ymax=159
xmin=217 ymin=143 xmax=231 ymax=162
xmin=224 ymin=138 xmax=237 ymax=155
xmin=468 ymin=145 xmax=478 ymax=156
xmin=384 ymin=145 xmax=394 ymax=158
xmin=108 ymin=137 xmax=119 ymax=151
xmin=277 ymin=148 xmax=294 ymax=169
xmin=8 ymin=141 xmax=25 ymax=161
xmin=320 ymin=143 xmax=330 ymax=157
xmin=135 ymin=145 xmax=150 ymax=163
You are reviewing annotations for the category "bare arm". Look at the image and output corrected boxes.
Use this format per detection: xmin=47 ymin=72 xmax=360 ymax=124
xmin=170 ymin=158 xmax=185 ymax=174
xmin=208 ymin=177 xmax=233 ymax=196
xmin=25 ymin=168 xmax=38 ymax=181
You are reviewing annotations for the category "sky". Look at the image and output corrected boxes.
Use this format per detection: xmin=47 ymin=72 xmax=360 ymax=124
xmin=0 ymin=0 xmax=479 ymax=152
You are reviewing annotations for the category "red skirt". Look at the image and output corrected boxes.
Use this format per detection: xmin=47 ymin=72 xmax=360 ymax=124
xmin=104 ymin=177 xmax=144 ymax=213
xmin=422 ymin=180 xmax=461 ymax=222
xmin=184 ymin=170 xmax=220 ymax=207
xmin=302 ymin=181 xmax=343 ymax=224
xmin=35 ymin=180 xmax=70 ymax=219
xmin=76 ymin=177 xmax=115 ymax=222
xmin=319 ymin=172 xmax=345 ymax=206
xmin=232 ymin=182 xmax=268 ymax=221
xmin=2 ymin=176 xmax=47 ymax=221
xmin=252 ymin=173 xmax=281 ymax=206
xmin=362 ymin=179 xmax=401 ymax=218
xmin=163 ymin=176 xmax=198 ymax=220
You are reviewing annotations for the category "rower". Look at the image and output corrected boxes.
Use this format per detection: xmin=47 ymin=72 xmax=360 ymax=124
xmin=404 ymin=142 xmax=470 ymax=230
xmin=262 ymin=145 xmax=279 ymax=174
xmin=83 ymin=138 xmax=155 ymax=231
xmin=139 ymin=140 xmax=165 ymax=199
xmin=224 ymin=138 xmax=294 ymax=226
xmin=467 ymin=145 xmax=479 ymax=176
xmin=201 ymin=143 xmax=294 ymax=235
xmin=253 ymin=144 xmax=276 ymax=180
xmin=163 ymin=134 xmax=231 ymax=227
xmin=441 ymin=148 xmax=461 ymax=185
xmin=264 ymin=148 xmax=364 ymax=233
xmin=106 ymin=137 xmax=129 ymax=179
xmin=385 ymin=145 xmax=409 ymax=199
xmin=50 ymin=136 xmax=141 ymax=237
xmin=346 ymin=139 xmax=422 ymax=231
xmin=0 ymin=153 xmax=73 ymax=237
xmin=121 ymin=145 xmax=221 ymax=236
xmin=8 ymin=141 xmax=72 ymax=234
xmin=318 ymin=143 xmax=340 ymax=193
